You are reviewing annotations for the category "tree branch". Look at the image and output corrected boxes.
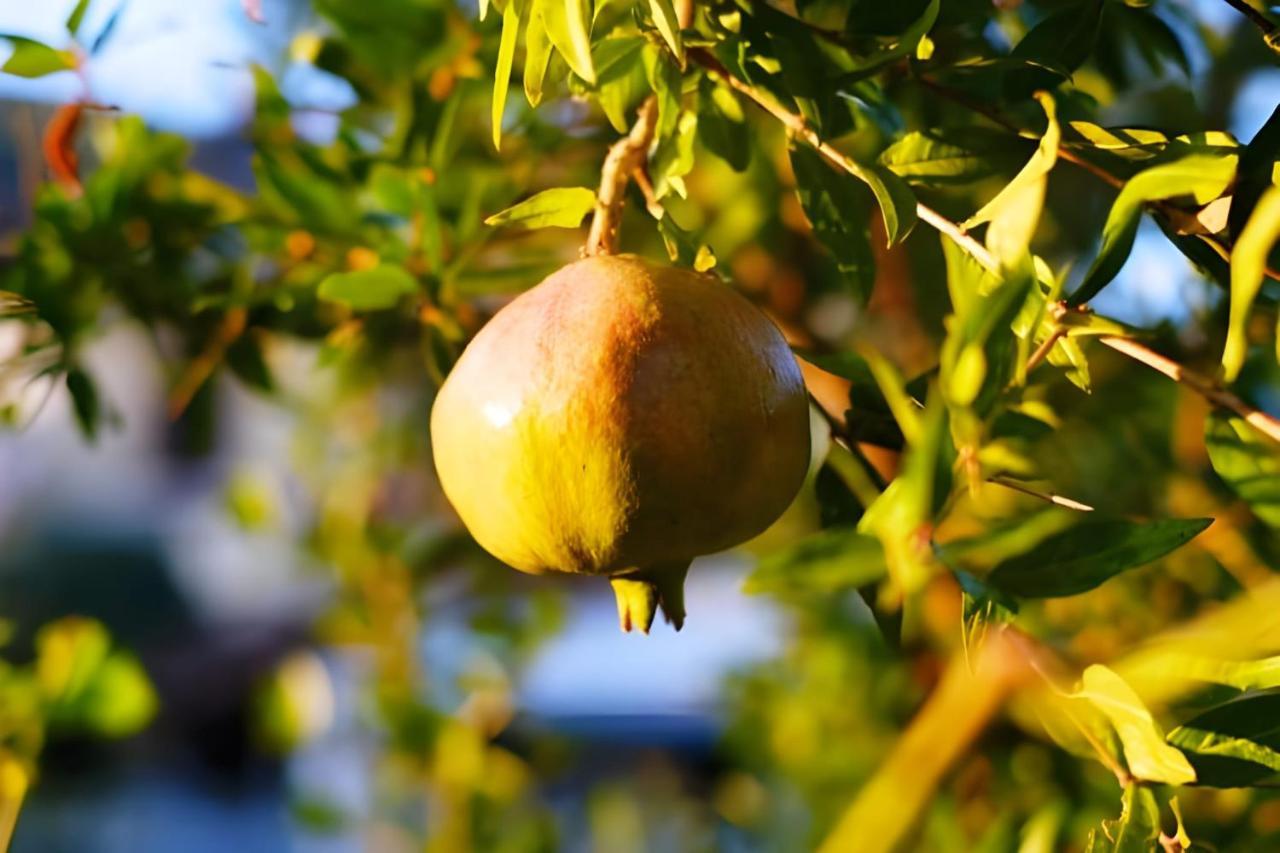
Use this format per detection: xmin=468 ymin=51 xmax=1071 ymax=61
xmin=1097 ymin=336 xmax=1280 ymax=444
xmin=690 ymin=47 xmax=1280 ymax=445
xmin=585 ymin=98 xmax=659 ymax=256
xmin=1218 ymin=0 xmax=1280 ymax=45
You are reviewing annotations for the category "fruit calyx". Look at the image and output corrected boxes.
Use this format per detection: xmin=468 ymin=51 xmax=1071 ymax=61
xmin=610 ymin=561 xmax=690 ymax=634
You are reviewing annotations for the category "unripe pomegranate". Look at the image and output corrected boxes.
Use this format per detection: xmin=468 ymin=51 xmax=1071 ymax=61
xmin=430 ymin=255 xmax=810 ymax=632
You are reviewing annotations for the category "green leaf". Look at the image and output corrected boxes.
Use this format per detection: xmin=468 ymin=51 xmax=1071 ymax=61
xmin=838 ymin=0 xmax=939 ymax=82
xmin=0 ymin=35 xmax=76 ymax=78
xmin=878 ymin=128 xmax=1016 ymax=187
xmin=1086 ymin=785 xmax=1162 ymax=853
xmin=864 ymin=165 xmax=917 ymax=246
xmin=651 ymin=110 xmax=697 ymax=199
xmin=697 ymin=76 xmax=748 ymax=171
xmin=318 ymin=266 xmax=419 ymax=311
xmin=963 ymin=93 xmax=1058 ymax=265
xmin=1223 ymin=186 xmax=1280 ymax=381
xmin=646 ymin=0 xmax=683 ymax=64
xmin=1075 ymin=665 xmax=1197 ymax=785
xmin=484 ymin=186 xmax=596 ymax=229
xmin=523 ymin=3 xmax=553 ymax=107
xmin=542 ymin=0 xmax=594 ymax=84
xmin=491 ymin=0 xmax=523 ymax=150
xmin=986 ymin=517 xmax=1212 ymax=598
xmin=858 ymin=386 xmax=950 ymax=593
xmin=1205 ymin=409 xmax=1280 ymax=527
xmin=66 ymin=0 xmax=92 ymax=36
xmin=1228 ymin=104 xmax=1280 ymax=239
xmin=745 ymin=529 xmax=886 ymax=596
xmin=939 ymin=259 xmax=1035 ymax=415
xmin=1167 ymin=692 xmax=1280 ymax=787
xmin=790 ymin=145 xmax=876 ymax=303
xmin=595 ymin=37 xmax=647 ymax=132
xmin=1005 ymin=0 xmax=1104 ymax=99
xmin=66 ymin=368 xmax=99 ymax=441
xmin=1069 ymin=153 xmax=1237 ymax=305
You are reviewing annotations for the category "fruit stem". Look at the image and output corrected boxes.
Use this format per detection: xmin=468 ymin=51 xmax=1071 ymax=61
xmin=610 ymin=561 xmax=691 ymax=634
xmin=584 ymin=97 xmax=659 ymax=257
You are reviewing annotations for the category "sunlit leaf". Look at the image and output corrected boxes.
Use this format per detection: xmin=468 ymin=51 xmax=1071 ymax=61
xmin=1205 ymin=409 xmax=1280 ymax=527
xmin=646 ymin=0 xmax=683 ymax=64
xmin=985 ymin=517 xmax=1211 ymax=598
xmin=1069 ymin=153 xmax=1237 ymax=304
xmin=484 ymin=186 xmax=596 ymax=229
xmin=523 ymin=3 xmax=552 ymax=107
xmin=1223 ymin=186 xmax=1280 ymax=381
xmin=878 ymin=128 xmax=1017 ymax=187
xmin=963 ymin=93 xmax=1058 ymax=265
xmin=1075 ymin=665 xmax=1196 ymax=785
xmin=543 ymin=0 xmax=594 ymax=84
xmin=0 ymin=35 xmax=75 ymax=78
xmin=491 ymin=0 xmax=524 ymax=150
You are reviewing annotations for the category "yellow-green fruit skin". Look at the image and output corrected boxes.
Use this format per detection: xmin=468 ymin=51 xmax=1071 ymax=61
xmin=430 ymin=254 xmax=810 ymax=579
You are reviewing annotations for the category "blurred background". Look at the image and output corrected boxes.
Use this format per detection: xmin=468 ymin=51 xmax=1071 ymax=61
xmin=0 ymin=0 xmax=1278 ymax=851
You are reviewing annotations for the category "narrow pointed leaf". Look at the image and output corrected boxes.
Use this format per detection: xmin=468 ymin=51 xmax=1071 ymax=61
xmin=1069 ymin=154 xmax=1237 ymax=304
xmin=491 ymin=0 xmax=523 ymax=150
xmin=523 ymin=3 xmax=552 ymax=107
xmin=647 ymin=0 xmax=683 ymax=63
xmin=484 ymin=186 xmax=596 ymax=229
xmin=1223 ymin=186 xmax=1280 ymax=381
xmin=543 ymin=0 xmax=594 ymax=83
xmin=986 ymin=517 xmax=1212 ymax=598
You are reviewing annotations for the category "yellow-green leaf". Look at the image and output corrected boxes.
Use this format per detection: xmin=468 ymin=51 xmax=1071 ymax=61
xmin=543 ymin=0 xmax=594 ymax=83
xmin=965 ymin=92 xmax=1058 ymax=265
xmin=523 ymin=2 xmax=552 ymax=107
xmin=1075 ymin=665 xmax=1196 ymax=785
xmin=1070 ymin=153 xmax=1237 ymax=305
xmin=1223 ymin=185 xmax=1280 ymax=381
xmin=0 ymin=35 xmax=76 ymax=78
xmin=484 ymin=186 xmax=597 ymax=229
xmin=491 ymin=0 xmax=524 ymax=150
xmin=318 ymin=266 xmax=419 ymax=311
xmin=647 ymin=0 xmax=684 ymax=63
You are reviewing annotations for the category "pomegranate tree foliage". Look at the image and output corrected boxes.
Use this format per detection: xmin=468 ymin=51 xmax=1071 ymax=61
xmin=3 ymin=0 xmax=1280 ymax=849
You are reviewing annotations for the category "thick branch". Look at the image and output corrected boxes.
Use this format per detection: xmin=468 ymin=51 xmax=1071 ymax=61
xmin=585 ymin=98 xmax=659 ymax=256
xmin=690 ymin=47 xmax=1280 ymax=445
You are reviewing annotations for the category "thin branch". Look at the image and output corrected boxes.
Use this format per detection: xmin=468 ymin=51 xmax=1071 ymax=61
xmin=1218 ymin=0 xmax=1280 ymax=42
xmin=918 ymin=76 xmax=1280 ymax=281
xmin=989 ymin=475 xmax=1094 ymax=512
xmin=690 ymin=46 xmax=1280 ymax=445
xmin=1025 ymin=327 xmax=1066 ymax=375
xmin=691 ymin=52 xmax=998 ymax=270
xmin=1098 ymin=336 xmax=1280 ymax=444
xmin=167 ymin=307 xmax=247 ymax=420
xmin=585 ymin=98 xmax=659 ymax=256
